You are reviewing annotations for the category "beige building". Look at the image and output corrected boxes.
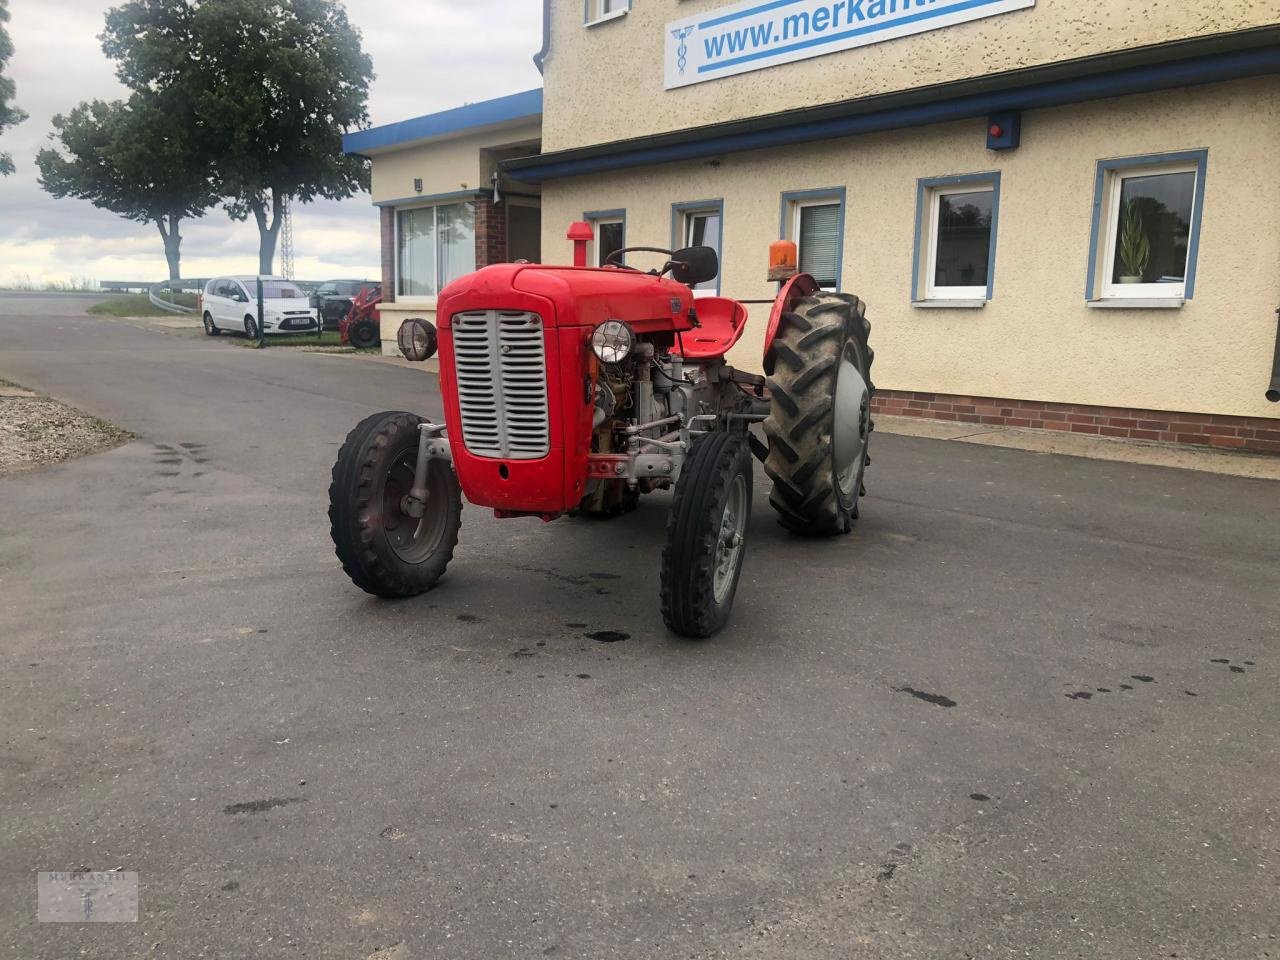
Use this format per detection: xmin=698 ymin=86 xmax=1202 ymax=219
xmin=346 ymin=1 xmax=1280 ymax=454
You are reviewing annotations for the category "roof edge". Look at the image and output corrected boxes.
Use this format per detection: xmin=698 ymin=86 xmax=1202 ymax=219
xmin=344 ymin=88 xmax=543 ymax=156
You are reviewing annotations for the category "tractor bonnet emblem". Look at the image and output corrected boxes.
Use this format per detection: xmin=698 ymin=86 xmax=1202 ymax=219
xmin=671 ymin=26 xmax=695 ymax=75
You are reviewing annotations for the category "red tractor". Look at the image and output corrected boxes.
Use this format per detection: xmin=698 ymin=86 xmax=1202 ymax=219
xmin=328 ymin=225 xmax=874 ymax=637
xmin=338 ymin=284 xmax=382 ymax=349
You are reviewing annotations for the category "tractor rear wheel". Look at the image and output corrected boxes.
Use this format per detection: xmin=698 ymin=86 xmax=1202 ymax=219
xmin=660 ymin=431 xmax=752 ymax=638
xmin=329 ymin=411 xmax=462 ymax=598
xmin=763 ymin=292 xmax=874 ymax=536
xmin=348 ymin=319 xmax=378 ymax=349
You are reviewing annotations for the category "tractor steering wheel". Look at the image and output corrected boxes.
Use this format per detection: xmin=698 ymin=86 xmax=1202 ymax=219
xmin=604 ymin=246 xmax=675 ymax=273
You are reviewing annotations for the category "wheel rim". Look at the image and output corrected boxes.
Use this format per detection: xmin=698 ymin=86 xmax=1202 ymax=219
xmin=381 ymin=451 xmax=450 ymax=564
xmin=245 ymin=319 xmax=256 ymax=338
xmin=203 ymin=315 xmax=213 ymax=334
xmin=713 ymin=473 xmax=748 ymax=604
xmin=832 ymin=344 xmax=870 ymax=500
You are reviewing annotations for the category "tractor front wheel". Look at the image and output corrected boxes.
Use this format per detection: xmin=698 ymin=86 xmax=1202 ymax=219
xmin=329 ymin=411 xmax=462 ymax=598
xmin=764 ymin=292 xmax=874 ymax=536
xmin=660 ymin=431 xmax=752 ymax=638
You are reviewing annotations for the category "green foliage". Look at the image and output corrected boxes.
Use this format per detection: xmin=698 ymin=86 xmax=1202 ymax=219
xmin=37 ymin=90 xmax=218 ymax=279
xmin=1118 ymin=200 xmax=1151 ymax=280
xmin=38 ymin=95 xmax=216 ymax=224
xmin=102 ymin=0 xmax=373 ymax=272
xmin=0 ymin=0 xmax=27 ymax=175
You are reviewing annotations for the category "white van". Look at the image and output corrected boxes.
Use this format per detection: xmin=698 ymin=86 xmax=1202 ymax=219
xmin=200 ymin=276 xmax=318 ymax=338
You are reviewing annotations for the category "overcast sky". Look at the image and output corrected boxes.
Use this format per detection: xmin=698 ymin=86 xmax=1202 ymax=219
xmin=0 ymin=0 xmax=543 ymax=286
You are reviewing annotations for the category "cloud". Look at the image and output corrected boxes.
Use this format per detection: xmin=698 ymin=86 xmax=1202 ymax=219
xmin=0 ymin=0 xmax=543 ymax=286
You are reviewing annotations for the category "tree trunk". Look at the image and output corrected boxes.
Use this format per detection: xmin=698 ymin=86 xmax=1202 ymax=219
xmin=252 ymin=192 xmax=285 ymax=275
xmin=155 ymin=215 xmax=183 ymax=281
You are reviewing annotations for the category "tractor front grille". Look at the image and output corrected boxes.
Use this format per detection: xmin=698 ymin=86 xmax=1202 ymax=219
xmin=451 ymin=310 xmax=550 ymax=460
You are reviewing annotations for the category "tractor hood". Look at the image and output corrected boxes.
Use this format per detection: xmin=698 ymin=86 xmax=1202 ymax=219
xmin=438 ymin=263 xmax=697 ymax=334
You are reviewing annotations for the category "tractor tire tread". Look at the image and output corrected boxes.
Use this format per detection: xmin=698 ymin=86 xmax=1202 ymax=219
xmin=660 ymin=431 xmax=751 ymax=638
xmin=764 ymin=292 xmax=874 ymax=537
xmin=328 ymin=411 xmax=461 ymax=598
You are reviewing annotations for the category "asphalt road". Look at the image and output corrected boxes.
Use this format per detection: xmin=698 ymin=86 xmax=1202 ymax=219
xmin=1 ymin=291 xmax=1277 ymax=959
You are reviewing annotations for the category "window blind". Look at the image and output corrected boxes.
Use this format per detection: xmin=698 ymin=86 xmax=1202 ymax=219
xmin=798 ymin=204 xmax=840 ymax=288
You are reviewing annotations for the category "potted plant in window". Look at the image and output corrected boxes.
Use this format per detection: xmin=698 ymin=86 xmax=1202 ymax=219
xmin=1117 ymin=200 xmax=1150 ymax=284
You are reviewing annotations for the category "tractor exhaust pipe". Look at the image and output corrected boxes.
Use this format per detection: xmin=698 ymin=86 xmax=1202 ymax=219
xmin=1268 ymin=306 xmax=1280 ymax=403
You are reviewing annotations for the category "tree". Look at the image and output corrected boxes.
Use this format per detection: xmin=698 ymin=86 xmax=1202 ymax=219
xmin=0 ymin=0 xmax=27 ymax=175
xmin=36 ymin=93 xmax=218 ymax=280
xmin=103 ymin=0 xmax=373 ymax=274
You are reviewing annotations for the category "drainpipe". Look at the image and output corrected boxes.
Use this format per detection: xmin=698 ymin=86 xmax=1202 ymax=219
xmin=1268 ymin=306 xmax=1280 ymax=402
xmin=533 ymin=0 xmax=551 ymax=74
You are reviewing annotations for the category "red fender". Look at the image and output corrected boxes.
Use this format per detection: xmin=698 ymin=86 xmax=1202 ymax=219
xmin=762 ymin=272 xmax=820 ymax=373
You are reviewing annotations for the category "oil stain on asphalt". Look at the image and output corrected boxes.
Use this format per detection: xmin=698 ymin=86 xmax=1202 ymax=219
xmin=585 ymin=631 xmax=629 ymax=643
xmin=892 ymin=686 xmax=957 ymax=708
xmin=223 ymin=797 xmax=305 ymax=815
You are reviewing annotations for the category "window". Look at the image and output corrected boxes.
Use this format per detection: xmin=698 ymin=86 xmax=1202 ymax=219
xmin=585 ymin=0 xmax=629 ymax=25
xmin=260 ymin=282 xmax=305 ymax=300
xmin=1088 ymin=151 xmax=1207 ymax=303
xmin=781 ymin=189 xmax=844 ymax=291
xmin=913 ymin=173 xmax=1001 ymax=304
xmin=672 ymin=200 xmax=723 ymax=294
xmin=396 ymin=201 xmax=476 ymax=300
xmin=585 ymin=209 xmax=626 ymax=267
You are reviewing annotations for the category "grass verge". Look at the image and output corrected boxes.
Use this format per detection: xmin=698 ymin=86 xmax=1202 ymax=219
xmin=89 ymin=293 xmax=197 ymax=318
xmin=229 ymin=330 xmax=378 ymax=352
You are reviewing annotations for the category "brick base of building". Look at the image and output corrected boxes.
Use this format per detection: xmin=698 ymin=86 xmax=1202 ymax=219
xmin=871 ymin=390 xmax=1280 ymax=456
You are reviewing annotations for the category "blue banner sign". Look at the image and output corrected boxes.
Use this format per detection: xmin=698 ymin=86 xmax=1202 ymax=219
xmin=666 ymin=0 xmax=1036 ymax=89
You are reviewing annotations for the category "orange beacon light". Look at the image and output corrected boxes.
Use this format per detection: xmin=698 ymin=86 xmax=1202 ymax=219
xmin=768 ymin=239 xmax=798 ymax=282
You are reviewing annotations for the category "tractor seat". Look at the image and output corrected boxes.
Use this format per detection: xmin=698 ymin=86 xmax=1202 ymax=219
xmin=674 ymin=297 xmax=749 ymax=360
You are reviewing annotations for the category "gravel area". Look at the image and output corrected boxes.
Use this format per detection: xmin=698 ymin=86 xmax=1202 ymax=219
xmin=0 ymin=381 xmax=131 ymax=476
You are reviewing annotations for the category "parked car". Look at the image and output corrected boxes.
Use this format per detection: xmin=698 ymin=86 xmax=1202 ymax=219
xmin=199 ymin=276 xmax=318 ymax=338
xmin=312 ymin=279 xmax=377 ymax=331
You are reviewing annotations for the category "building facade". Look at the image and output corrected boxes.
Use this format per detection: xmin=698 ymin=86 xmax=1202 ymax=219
xmin=346 ymin=1 xmax=1280 ymax=453
xmin=343 ymin=90 xmax=544 ymax=350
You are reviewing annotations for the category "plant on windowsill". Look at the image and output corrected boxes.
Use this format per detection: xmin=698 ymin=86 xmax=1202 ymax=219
xmin=1117 ymin=200 xmax=1150 ymax=284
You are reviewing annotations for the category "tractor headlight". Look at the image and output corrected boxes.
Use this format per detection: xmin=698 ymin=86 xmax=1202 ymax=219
xmin=591 ymin=320 xmax=635 ymax=365
xmin=398 ymin=318 xmax=438 ymax=362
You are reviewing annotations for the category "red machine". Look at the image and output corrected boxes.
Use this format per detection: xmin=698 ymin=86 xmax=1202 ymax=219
xmin=338 ymin=284 xmax=382 ymax=349
xmin=328 ymin=225 xmax=874 ymax=637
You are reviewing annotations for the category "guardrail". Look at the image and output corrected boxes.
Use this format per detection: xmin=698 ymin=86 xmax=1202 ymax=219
xmin=148 ymin=280 xmax=199 ymax=316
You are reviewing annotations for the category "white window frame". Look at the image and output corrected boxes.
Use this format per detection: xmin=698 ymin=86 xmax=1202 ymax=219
xmin=922 ymin=181 xmax=996 ymax=303
xmin=674 ymin=202 xmax=723 ymax=297
xmin=788 ymin=196 xmax=842 ymax=292
xmin=585 ymin=0 xmax=630 ymax=27
xmin=1098 ymin=161 xmax=1199 ymax=302
xmin=394 ymin=200 xmax=476 ymax=305
xmin=590 ymin=215 xmax=625 ymax=268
